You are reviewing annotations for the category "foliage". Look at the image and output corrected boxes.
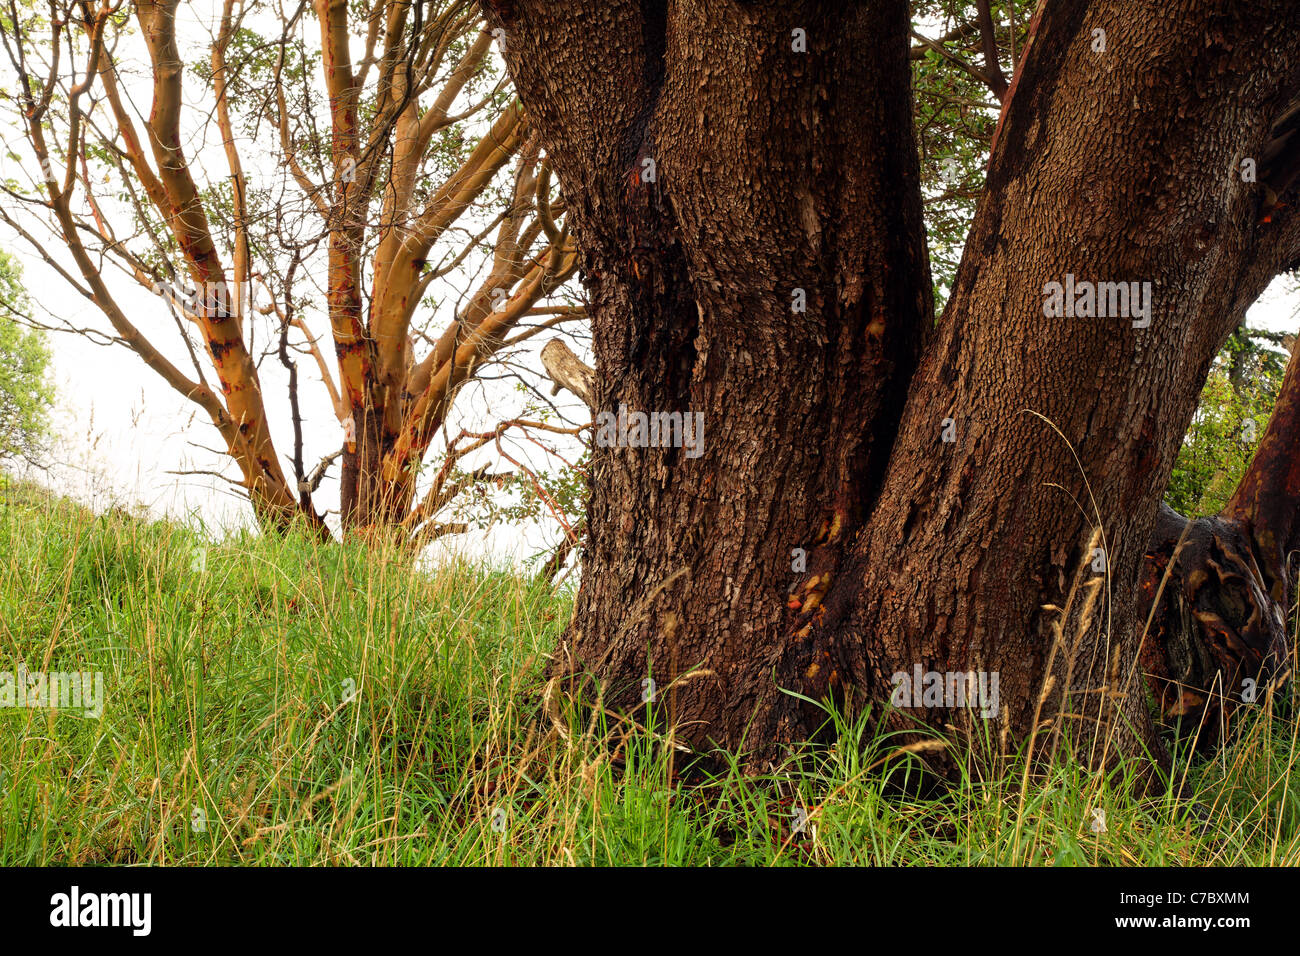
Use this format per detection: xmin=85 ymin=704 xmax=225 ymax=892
xmin=0 ymin=250 xmax=52 ymax=464
xmin=448 ymin=388 xmax=588 ymax=551
xmin=1165 ymin=325 xmax=1289 ymax=517
xmin=911 ymin=0 xmax=1038 ymax=310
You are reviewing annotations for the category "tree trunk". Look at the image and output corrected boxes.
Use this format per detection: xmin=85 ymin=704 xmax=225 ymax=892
xmin=1139 ymin=340 xmax=1300 ymax=746
xmin=488 ymin=0 xmax=1300 ymax=771
xmin=831 ymin=2 xmax=1300 ymax=775
xmin=340 ymin=400 xmax=414 ymax=530
xmin=488 ymin=0 xmax=933 ymax=753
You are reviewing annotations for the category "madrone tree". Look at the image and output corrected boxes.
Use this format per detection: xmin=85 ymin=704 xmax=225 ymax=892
xmin=0 ymin=0 xmax=581 ymax=540
xmin=485 ymin=0 xmax=1300 ymax=773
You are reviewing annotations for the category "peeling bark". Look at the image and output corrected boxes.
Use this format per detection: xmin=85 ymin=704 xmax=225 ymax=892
xmin=11 ymin=3 xmax=579 ymax=538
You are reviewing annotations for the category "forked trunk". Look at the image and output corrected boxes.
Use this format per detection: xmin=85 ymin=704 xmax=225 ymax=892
xmin=488 ymin=0 xmax=1300 ymax=771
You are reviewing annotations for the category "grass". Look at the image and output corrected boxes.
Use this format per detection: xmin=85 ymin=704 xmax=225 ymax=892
xmin=1 ymin=477 xmax=1298 ymax=865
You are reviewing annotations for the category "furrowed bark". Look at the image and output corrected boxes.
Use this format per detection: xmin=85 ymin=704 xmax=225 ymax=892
xmin=1138 ymin=88 xmax=1300 ymax=750
xmin=828 ymin=0 xmax=1300 ymax=776
xmin=492 ymin=0 xmax=1300 ymax=773
xmin=487 ymin=0 xmax=932 ymax=758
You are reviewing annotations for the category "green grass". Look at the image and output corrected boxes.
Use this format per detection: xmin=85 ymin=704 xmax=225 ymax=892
xmin=1 ymin=477 xmax=1298 ymax=865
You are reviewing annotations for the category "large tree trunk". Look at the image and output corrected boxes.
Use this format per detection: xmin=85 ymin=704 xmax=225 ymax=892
xmin=832 ymin=2 xmax=1300 ymax=775
xmin=490 ymin=0 xmax=933 ymax=751
xmin=488 ymin=0 xmax=1300 ymax=771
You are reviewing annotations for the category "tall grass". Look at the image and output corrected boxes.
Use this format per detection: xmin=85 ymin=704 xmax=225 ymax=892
xmin=0 ymin=478 xmax=1297 ymax=865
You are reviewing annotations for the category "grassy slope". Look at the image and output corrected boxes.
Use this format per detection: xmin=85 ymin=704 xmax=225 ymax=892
xmin=0 ymin=479 xmax=1297 ymax=865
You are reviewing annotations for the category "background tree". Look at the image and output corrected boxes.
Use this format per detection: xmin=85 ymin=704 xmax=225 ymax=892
xmin=486 ymin=0 xmax=1300 ymax=778
xmin=0 ymin=0 xmax=581 ymax=542
xmin=1164 ymin=325 xmax=1289 ymax=519
xmin=0 ymin=247 xmax=52 ymax=463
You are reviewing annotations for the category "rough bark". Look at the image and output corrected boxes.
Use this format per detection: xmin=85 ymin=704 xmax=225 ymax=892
xmin=832 ymin=1 xmax=1300 ymax=775
xmin=486 ymin=0 xmax=931 ymax=755
xmin=490 ymin=0 xmax=1300 ymax=772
